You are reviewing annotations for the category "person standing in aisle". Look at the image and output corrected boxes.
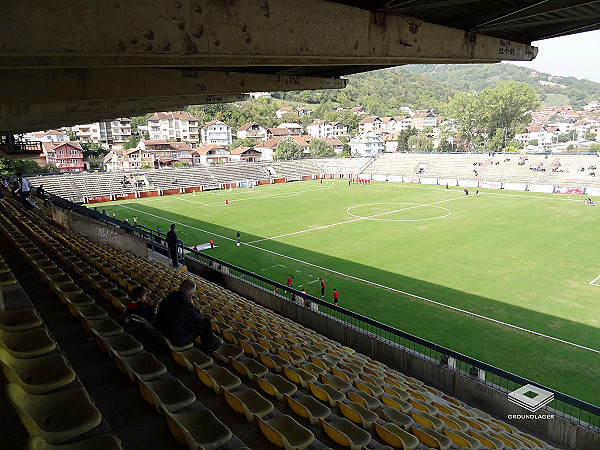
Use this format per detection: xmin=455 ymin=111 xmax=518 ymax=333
xmin=166 ymin=224 xmax=179 ymax=268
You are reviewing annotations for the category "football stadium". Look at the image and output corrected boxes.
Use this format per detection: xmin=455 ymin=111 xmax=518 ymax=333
xmin=1 ymin=154 xmax=600 ymax=449
xmin=3 ymin=1 xmax=600 ymax=449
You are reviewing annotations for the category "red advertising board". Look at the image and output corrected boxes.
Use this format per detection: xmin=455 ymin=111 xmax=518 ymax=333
xmin=162 ymin=188 xmax=180 ymax=196
xmin=302 ymin=175 xmax=312 ymax=181
xmin=139 ymin=191 xmax=159 ymax=198
xmin=87 ymin=195 xmax=112 ymax=204
xmin=113 ymin=193 xmax=136 ymax=201
xmin=183 ymin=186 xmax=202 ymax=193
xmin=258 ymin=179 xmax=271 ymax=185
xmin=556 ymin=186 xmax=583 ymax=195
xmin=273 ymin=178 xmax=285 ymax=184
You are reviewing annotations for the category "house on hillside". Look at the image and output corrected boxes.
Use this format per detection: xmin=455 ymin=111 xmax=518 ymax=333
xmin=296 ymin=106 xmax=312 ymax=117
xmin=276 ymin=106 xmax=294 ymax=119
xmin=267 ymin=127 xmax=291 ymax=140
xmin=237 ymin=122 xmax=268 ymax=143
xmin=349 ymin=133 xmax=383 ymax=157
xmin=358 ymin=116 xmax=382 ymax=135
xmin=325 ymin=137 xmax=344 ymax=154
xmin=383 ymin=133 xmax=400 ymax=152
xmin=411 ymin=111 xmax=438 ymax=130
xmin=40 ymin=141 xmax=85 ymax=172
xmin=126 ymin=140 xmax=193 ymax=168
xmin=147 ymin=111 xmax=199 ymax=143
xmin=277 ymin=123 xmax=303 ymax=136
xmin=193 ymin=144 xmax=230 ymax=165
xmin=307 ymin=120 xmax=348 ymax=139
xmin=200 ymin=120 xmax=232 ymax=146
xmin=255 ymin=136 xmax=310 ymax=160
xmin=31 ymin=130 xmax=70 ymax=143
xmin=229 ymin=146 xmax=262 ymax=162
xmin=351 ymin=105 xmax=367 ymax=115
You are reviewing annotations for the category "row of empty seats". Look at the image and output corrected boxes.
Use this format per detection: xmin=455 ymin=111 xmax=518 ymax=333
xmin=0 ymin=195 xmax=556 ymax=449
xmin=367 ymin=153 xmax=600 ymax=187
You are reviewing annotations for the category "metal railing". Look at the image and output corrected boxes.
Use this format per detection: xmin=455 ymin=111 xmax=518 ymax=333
xmin=52 ymin=193 xmax=600 ymax=431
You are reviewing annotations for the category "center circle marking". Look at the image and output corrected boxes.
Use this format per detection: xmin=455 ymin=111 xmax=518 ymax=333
xmin=346 ymin=202 xmax=451 ymax=222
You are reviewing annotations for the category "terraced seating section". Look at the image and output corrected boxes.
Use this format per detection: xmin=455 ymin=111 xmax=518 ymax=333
xmin=0 ymin=195 xmax=558 ymax=449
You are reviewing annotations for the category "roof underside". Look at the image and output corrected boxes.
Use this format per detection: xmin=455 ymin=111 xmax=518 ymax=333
xmin=330 ymin=0 xmax=600 ymax=44
xmin=2 ymin=0 xmax=600 ymax=133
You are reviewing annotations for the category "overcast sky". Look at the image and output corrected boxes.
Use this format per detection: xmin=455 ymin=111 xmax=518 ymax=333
xmin=505 ymin=29 xmax=600 ymax=83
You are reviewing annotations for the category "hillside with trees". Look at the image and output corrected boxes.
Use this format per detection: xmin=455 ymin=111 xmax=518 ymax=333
xmin=396 ymin=63 xmax=600 ymax=109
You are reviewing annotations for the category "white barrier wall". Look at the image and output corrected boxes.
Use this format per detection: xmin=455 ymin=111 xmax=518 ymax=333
xmin=556 ymin=186 xmax=584 ymax=195
xmin=585 ymin=187 xmax=600 ymax=196
xmin=439 ymin=179 xmax=457 ymax=187
xmin=388 ymin=176 xmax=403 ymax=183
xmin=528 ymin=184 xmax=554 ymax=193
xmin=406 ymin=177 xmax=419 ymax=184
xmin=420 ymin=177 xmax=437 ymax=185
xmin=503 ymin=182 xmax=527 ymax=191
xmin=373 ymin=174 xmax=387 ymax=182
xmin=458 ymin=179 xmax=479 ymax=188
xmin=358 ymin=173 xmax=372 ymax=180
xmin=480 ymin=181 xmax=502 ymax=189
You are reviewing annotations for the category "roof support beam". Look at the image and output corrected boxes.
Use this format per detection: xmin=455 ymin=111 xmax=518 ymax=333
xmin=0 ymin=0 xmax=537 ymax=70
xmin=0 ymin=69 xmax=343 ymax=133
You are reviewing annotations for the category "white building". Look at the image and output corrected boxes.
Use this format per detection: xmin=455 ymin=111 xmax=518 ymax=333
xmin=192 ymin=144 xmax=231 ymax=165
xmin=349 ymin=133 xmax=384 ymax=157
xmin=147 ymin=111 xmax=200 ymax=143
xmin=277 ymin=123 xmax=303 ymax=136
xmin=358 ymin=116 xmax=383 ymax=135
xmin=200 ymin=120 xmax=233 ymax=146
xmin=29 ymin=130 xmax=70 ymax=142
xmin=237 ymin=122 xmax=268 ymax=142
xmin=307 ymin=120 xmax=331 ymax=139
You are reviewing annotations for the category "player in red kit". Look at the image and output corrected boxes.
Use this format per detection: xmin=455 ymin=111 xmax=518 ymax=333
xmin=319 ymin=277 xmax=325 ymax=298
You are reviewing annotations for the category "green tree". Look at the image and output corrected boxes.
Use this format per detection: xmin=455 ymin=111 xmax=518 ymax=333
xmin=397 ymin=128 xmax=418 ymax=152
xmin=407 ymin=135 xmax=433 ymax=152
xmin=275 ymin=137 xmax=303 ymax=159
xmin=589 ymin=143 xmax=600 ymax=153
xmin=443 ymin=91 xmax=483 ymax=151
xmin=80 ymin=142 xmax=107 ymax=160
xmin=309 ymin=138 xmax=335 ymax=157
xmin=228 ymin=138 xmax=257 ymax=152
xmin=340 ymin=143 xmax=351 ymax=157
xmin=123 ymin=135 xmax=141 ymax=150
xmin=130 ymin=114 xmax=152 ymax=133
xmin=585 ymin=132 xmax=596 ymax=141
xmin=480 ymin=81 xmax=539 ymax=148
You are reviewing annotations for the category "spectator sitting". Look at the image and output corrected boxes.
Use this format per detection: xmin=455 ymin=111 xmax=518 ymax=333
xmin=125 ymin=286 xmax=157 ymax=326
xmin=154 ymin=279 xmax=220 ymax=353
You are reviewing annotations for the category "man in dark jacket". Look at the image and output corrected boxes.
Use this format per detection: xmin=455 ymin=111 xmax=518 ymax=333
xmin=166 ymin=223 xmax=179 ymax=268
xmin=154 ymin=279 xmax=219 ymax=353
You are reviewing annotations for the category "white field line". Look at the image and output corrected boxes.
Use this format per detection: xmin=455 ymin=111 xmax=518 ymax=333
xmin=119 ymin=187 xmax=600 ymax=355
xmin=242 ymin=239 xmax=600 ymax=355
xmin=589 ymin=274 xmax=600 ymax=286
xmin=247 ymin=195 xmax=467 ymax=244
xmin=174 ymin=185 xmax=333 ymax=207
xmin=388 ymin=182 xmax=587 ymax=202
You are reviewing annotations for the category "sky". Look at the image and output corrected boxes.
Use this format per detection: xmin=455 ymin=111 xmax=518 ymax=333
xmin=505 ymin=29 xmax=600 ymax=83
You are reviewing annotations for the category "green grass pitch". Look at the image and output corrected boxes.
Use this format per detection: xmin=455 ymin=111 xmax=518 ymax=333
xmin=96 ymin=179 xmax=600 ymax=407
